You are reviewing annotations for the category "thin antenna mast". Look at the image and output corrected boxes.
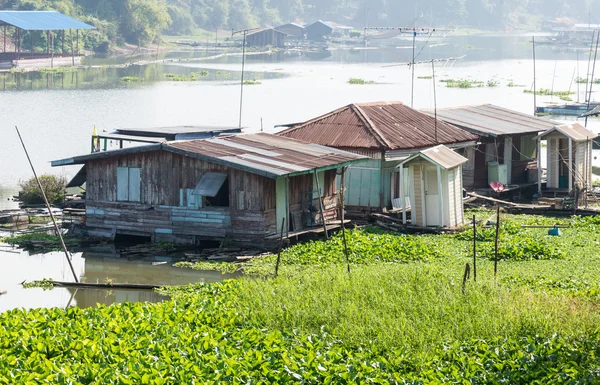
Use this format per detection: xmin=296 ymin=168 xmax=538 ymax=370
xmin=366 ymin=26 xmax=454 ymax=107
xmin=232 ymin=27 xmax=260 ymax=128
xmin=533 ymin=36 xmax=537 ymax=115
xmin=411 ymin=29 xmax=416 ymax=107
xmin=585 ymin=32 xmax=599 ymax=127
xmin=577 ymin=50 xmax=580 ymax=103
xmin=432 ymin=60 xmax=438 ymax=143
xmin=585 ymin=31 xmax=595 ymax=102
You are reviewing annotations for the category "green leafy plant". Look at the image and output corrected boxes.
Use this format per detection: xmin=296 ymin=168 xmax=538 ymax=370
xmin=19 ymin=174 xmax=66 ymax=205
xmin=348 ymin=77 xmax=374 ymax=85
xmin=440 ymin=78 xmax=484 ymax=88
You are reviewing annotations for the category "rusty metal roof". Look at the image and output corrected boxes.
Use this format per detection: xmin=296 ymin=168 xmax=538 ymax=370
xmin=537 ymin=123 xmax=597 ymax=142
xmin=52 ymin=133 xmax=367 ymax=179
xmin=277 ymin=101 xmax=478 ymax=151
xmin=400 ymin=145 xmax=468 ymax=170
xmin=425 ymin=104 xmax=558 ymax=137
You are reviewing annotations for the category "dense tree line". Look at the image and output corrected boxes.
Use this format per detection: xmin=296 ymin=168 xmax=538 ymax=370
xmin=2 ymin=0 xmax=600 ymax=52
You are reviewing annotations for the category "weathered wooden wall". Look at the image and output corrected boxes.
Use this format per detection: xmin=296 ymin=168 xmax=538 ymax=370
xmin=85 ymin=151 xmax=277 ymax=245
xmin=85 ymin=151 xmax=341 ymax=245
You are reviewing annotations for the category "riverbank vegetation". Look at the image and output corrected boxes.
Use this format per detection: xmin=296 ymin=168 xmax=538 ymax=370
xmin=6 ymin=209 xmax=600 ymax=382
xmin=5 ymin=0 xmax=595 ymax=54
xmin=18 ymin=174 xmax=66 ymax=205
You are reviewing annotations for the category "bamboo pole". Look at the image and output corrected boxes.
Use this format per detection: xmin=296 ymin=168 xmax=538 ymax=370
xmin=70 ymin=29 xmax=74 ymax=66
xmin=314 ymin=169 xmax=329 ymax=239
xmin=472 ymin=214 xmax=477 ymax=282
xmin=15 ymin=126 xmax=78 ymax=283
xmin=494 ymin=204 xmax=500 ymax=282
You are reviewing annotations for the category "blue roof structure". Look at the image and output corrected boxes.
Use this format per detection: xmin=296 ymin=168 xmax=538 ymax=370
xmin=0 ymin=11 xmax=95 ymax=31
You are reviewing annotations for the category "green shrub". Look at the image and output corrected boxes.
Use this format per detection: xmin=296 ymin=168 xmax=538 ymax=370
xmin=19 ymin=174 xmax=66 ymax=205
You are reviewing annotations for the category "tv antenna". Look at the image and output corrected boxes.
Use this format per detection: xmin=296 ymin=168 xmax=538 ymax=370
xmin=232 ymin=27 xmax=261 ymax=128
xmin=365 ymin=27 xmax=455 ymax=108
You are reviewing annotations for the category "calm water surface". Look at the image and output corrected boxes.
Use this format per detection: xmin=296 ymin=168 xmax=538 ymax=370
xmin=1 ymin=34 xmax=600 ymax=311
xmin=1 ymin=34 xmax=599 ymax=185
xmin=0 ymin=245 xmax=233 ymax=312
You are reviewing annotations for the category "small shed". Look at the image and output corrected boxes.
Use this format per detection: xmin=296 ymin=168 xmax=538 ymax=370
xmin=246 ymin=28 xmax=286 ymax=47
xmin=536 ymin=123 xmax=596 ymax=195
xmin=275 ymin=23 xmax=305 ymax=39
xmin=398 ymin=145 xmax=468 ymax=228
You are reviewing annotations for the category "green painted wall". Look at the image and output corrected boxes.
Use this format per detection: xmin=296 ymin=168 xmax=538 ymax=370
xmin=337 ymin=159 xmax=403 ymax=209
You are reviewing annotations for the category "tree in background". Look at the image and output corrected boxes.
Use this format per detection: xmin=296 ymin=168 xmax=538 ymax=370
xmin=19 ymin=175 xmax=66 ymax=205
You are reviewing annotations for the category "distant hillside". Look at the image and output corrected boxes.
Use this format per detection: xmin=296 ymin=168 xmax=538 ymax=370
xmin=0 ymin=0 xmax=599 ymax=53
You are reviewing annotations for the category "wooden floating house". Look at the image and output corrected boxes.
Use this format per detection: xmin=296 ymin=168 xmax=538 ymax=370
xmin=0 ymin=11 xmax=95 ymax=69
xmin=275 ymin=23 xmax=305 ymax=39
xmin=427 ymin=104 xmax=558 ymax=190
xmin=277 ymin=101 xmax=478 ymax=213
xmin=398 ymin=145 xmax=468 ymax=229
xmin=245 ymin=28 xmax=287 ymax=48
xmin=536 ymin=123 xmax=596 ymax=196
xmin=52 ymin=133 xmax=366 ymax=246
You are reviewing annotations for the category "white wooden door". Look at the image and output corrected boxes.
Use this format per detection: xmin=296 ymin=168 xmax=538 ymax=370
xmin=424 ymin=166 xmax=440 ymax=227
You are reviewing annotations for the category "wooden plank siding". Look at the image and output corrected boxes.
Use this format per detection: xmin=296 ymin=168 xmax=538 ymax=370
xmin=84 ymin=150 xmax=340 ymax=245
xmin=412 ymin=164 xmax=424 ymax=226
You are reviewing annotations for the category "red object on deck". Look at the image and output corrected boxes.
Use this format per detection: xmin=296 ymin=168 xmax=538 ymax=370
xmin=489 ymin=181 xmax=505 ymax=193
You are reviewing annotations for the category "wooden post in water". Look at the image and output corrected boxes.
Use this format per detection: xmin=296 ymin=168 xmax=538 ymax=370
xmin=70 ymin=29 xmax=74 ymax=66
xmin=15 ymin=126 xmax=78 ymax=283
xmin=314 ymin=169 xmax=329 ymax=239
xmin=472 ymin=214 xmax=477 ymax=282
xmin=50 ymin=31 xmax=54 ymax=68
xmin=274 ymin=217 xmax=286 ymax=277
xmin=340 ymin=167 xmax=350 ymax=273
xmin=494 ymin=205 xmax=500 ymax=282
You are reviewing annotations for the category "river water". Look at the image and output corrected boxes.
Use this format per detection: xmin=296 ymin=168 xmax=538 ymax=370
xmin=1 ymin=34 xmax=599 ymax=311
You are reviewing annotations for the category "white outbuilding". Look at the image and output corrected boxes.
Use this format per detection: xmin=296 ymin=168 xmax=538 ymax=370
xmin=536 ymin=123 xmax=596 ymax=195
xmin=398 ymin=145 xmax=468 ymax=228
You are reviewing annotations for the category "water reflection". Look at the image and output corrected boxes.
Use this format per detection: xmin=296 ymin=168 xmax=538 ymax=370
xmin=0 ymin=246 xmax=233 ymax=312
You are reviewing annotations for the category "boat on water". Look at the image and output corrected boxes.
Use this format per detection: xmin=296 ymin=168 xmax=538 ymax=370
xmin=536 ymin=102 xmax=600 ymax=116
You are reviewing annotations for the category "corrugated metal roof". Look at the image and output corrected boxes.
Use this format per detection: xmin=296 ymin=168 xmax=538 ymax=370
xmin=425 ymin=104 xmax=558 ymax=137
xmin=247 ymin=28 xmax=287 ymax=37
xmin=538 ymin=123 xmax=597 ymax=142
xmin=51 ymin=133 xmax=367 ymax=179
xmin=580 ymin=105 xmax=600 ymax=117
xmin=0 ymin=11 xmax=95 ymax=31
xmin=277 ymin=101 xmax=478 ymax=151
xmin=400 ymin=145 xmax=468 ymax=169
xmin=116 ymin=126 xmax=242 ymax=136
